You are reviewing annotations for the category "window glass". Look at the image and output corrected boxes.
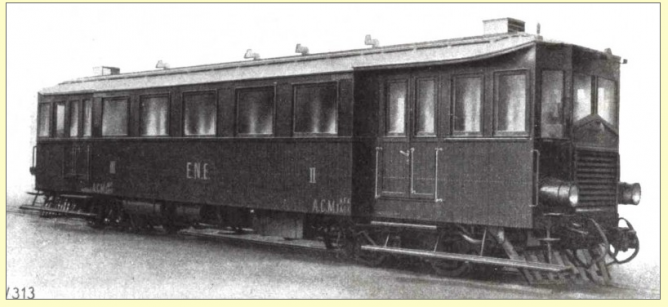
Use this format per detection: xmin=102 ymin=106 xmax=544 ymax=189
xmin=237 ymin=88 xmax=274 ymax=135
xmin=497 ymin=74 xmax=527 ymax=133
xmin=415 ymin=79 xmax=436 ymax=136
xmin=83 ymin=99 xmax=92 ymax=137
xmin=597 ymin=78 xmax=617 ymax=127
xmin=141 ymin=96 xmax=169 ymax=136
xmin=574 ymin=74 xmax=592 ymax=121
xmin=184 ymin=93 xmax=216 ymax=136
xmin=453 ymin=77 xmax=482 ymax=133
xmin=541 ymin=71 xmax=564 ymax=138
xmin=38 ymin=103 xmax=51 ymax=137
xmin=386 ymin=81 xmax=406 ymax=135
xmin=294 ymin=83 xmax=337 ymax=134
xmin=55 ymin=102 xmax=66 ymax=137
xmin=102 ymin=98 xmax=128 ymax=136
xmin=69 ymin=101 xmax=80 ymax=137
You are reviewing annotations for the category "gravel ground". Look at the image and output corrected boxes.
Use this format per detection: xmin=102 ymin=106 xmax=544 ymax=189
xmin=6 ymin=207 xmax=660 ymax=299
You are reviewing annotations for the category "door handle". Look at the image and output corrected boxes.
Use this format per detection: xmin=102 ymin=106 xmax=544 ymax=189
xmin=399 ymin=150 xmax=410 ymax=157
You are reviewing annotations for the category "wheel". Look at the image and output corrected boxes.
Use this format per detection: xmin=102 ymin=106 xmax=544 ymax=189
xmin=87 ymin=203 xmax=106 ymax=229
xmin=162 ymin=221 xmax=184 ymax=234
xmin=430 ymin=236 xmax=475 ymax=277
xmin=352 ymin=231 xmax=388 ymax=267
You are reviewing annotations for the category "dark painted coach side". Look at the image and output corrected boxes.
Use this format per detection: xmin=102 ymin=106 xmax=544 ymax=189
xmin=36 ymin=73 xmax=356 ymax=217
xmin=353 ymin=46 xmax=537 ymax=228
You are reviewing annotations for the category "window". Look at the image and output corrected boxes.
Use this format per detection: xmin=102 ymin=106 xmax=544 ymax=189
xmin=184 ymin=92 xmax=216 ymax=136
xmin=541 ymin=71 xmax=564 ymax=138
xmin=294 ymin=83 xmax=338 ymax=135
xmin=102 ymin=98 xmax=129 ymax=136
xmin=496 ymin=73 xmax=527 ymax=134
xmin=597 ymin=78 xmax=617 ymax=127
xmin=55 ymin=102 xmax=66 ymax=137
xmin=415 ymin=79 xmax=436 ymax=136
xmin=140 ymin=96 xmax=169 ymax=136
xmin=38 ymin=103 xmax=51 ymax=137
xmin=237 ymin=88 xmax=274 ymax=135
xmin=386 ymin=81 xmax=407 ymax=135
xmin=83 ymin=99 xmax=92 ymax=137
xmin=69 ymin=100 xmax=80 ymax=137
xmin=573 ymin=74 xmax=592 ymax=121
xmin=453 ymin=76 xmax=482 ymax=134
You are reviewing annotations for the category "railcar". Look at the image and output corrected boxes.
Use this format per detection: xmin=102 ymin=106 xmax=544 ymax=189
xmin=25 ymin=18 xmax=641 ymax=285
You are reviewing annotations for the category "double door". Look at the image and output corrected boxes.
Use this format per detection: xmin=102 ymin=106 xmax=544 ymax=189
xmin=377 ymin=73 xmax=441 ymax=200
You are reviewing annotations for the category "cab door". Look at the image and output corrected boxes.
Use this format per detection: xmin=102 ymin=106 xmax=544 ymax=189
xmin=378 ymin=73 xmax=438 ymax=199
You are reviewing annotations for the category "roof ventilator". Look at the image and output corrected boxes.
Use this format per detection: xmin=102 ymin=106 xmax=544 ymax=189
xmin=155 ymin=60 xmax=170 ymax=70
xmin=244 ymin=49 xmax=261 ymax=60
xmin=295 ymin=44 xmax=309 ymax=55
xmin=365 ymin=35 xmax=380 ymax=48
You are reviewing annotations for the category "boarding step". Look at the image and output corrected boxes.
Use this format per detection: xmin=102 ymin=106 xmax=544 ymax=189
xmin=360 ymin=245 xmax=572 ymax=273
xmin=181 ymin=228 xmax=329 ymax=251
xmin=26 ymin=191 xmax=44 ymax=196
xmin=59 ymin=194 xmax=92 ymax=200
xmin=18 ymin=205 xmax=97 ymax=218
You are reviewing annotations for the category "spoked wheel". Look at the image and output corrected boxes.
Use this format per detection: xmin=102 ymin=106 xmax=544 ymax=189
xmin=430 ymin=236 xmax=475 ymax=277
xmin=352 ymin=231 xmax=388 ymax=267
xmin=608 ymin=218 xmax=640 ymax=265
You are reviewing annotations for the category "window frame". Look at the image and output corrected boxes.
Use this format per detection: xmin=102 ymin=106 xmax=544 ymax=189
xmin=493 ymin=70 xmax=530 ymax=137
xmin=292 ymin=81 xmax=339 ymax=137
xmin=451 ymin=74 xmax=484 ymax=137
xmin=235 ymin=86 xmax=276 ymax=137
xmin=383 ymin=78 xmax=409 ymax=138
xmin=139 ymin=93 xmax=171 ymax=137
xmin=572 ymin=73 xmax=595 ymax=122
xmin=82 ymin=99 xmax=93 ymax=138
xmin=413 ymin=77 xmax=438 ymax=138
xmin=182 ymin=91 xmax=218 ymax=137
xmin=54 ymin=101 xmax=67 ymax=138
xmin=68 ymin=100 xmax=81 ymax=138
xmin=37 ymin=102 xmax=52 ymax=138
xmin=101 ymin=96 xmax=130 ymax=137
xmin=595 ymin=76 xmax=618 ymax=129
xmin=540 ymin=70 xmax=566 ymax=139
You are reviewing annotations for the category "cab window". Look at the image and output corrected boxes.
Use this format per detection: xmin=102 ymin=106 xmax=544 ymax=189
xmin=495 ymin=73 xmax=527 ymax=134
xmin=573 ymin=74 xmax=592 ymax=121
xmin=597 ymin=78 xmax=617 ymax=127
xmin=541 ymin=71 xmax=564 ymax=138
xmin=38 ymin=103 xmax=51 ymax=137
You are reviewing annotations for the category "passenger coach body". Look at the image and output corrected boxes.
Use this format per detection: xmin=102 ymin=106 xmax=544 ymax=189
xmin=29 ymin=18 xmax=640 ymax=284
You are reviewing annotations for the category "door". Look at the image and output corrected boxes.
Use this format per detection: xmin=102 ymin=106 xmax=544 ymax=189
xmin=378 ymin=73 xmax=439 ymax=199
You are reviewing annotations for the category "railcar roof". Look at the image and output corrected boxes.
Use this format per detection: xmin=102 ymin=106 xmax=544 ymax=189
xmin=39 ymin=33 xmax=607 ymax=95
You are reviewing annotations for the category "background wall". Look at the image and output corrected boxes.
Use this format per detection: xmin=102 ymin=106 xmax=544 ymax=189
xmin=7 ymin=3 xmax=659 ymax=265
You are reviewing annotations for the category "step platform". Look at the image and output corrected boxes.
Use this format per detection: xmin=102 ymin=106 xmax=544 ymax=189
xmin=180 ymin=228 xmax=329 ymax=251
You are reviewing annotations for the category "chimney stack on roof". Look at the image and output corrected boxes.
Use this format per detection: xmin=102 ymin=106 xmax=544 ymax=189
xmin=483 ymin=18 xmax=525 ymax=35
xmin=93 ymin=66 xmax=120 ymax=76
